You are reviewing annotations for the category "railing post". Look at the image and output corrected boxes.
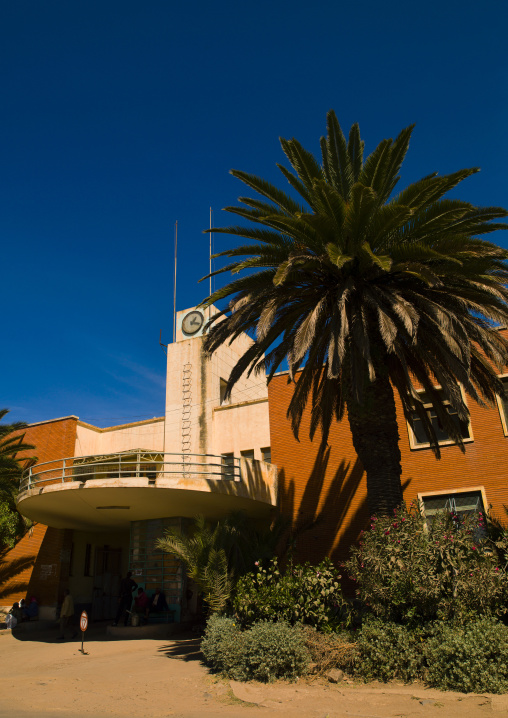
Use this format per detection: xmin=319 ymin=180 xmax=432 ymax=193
xmin=62 ymin=459 xmax=66 ymax=482
xmin=28 ymin=466 xmax=32 ymax=489
xmin=119 ymin=454 xmax=122 ymax=479
xmin=136 ymin=451 xmax=140 ymax=478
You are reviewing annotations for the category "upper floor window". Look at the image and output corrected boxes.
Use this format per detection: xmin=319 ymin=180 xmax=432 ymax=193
xmin=220 ymin=378 xmax=229 ymax=406
xmin=261 ymin=447 xmax=271 ymax=463
xmin=407 ymin=388 xmax=472 ymax=450
xmin=240 ymin=449 xmax=255 ymax=461
xmin=221 ymin=453 xmax=235 ymax=479
xmin=495 ymin=375 xmax=508 ymax=436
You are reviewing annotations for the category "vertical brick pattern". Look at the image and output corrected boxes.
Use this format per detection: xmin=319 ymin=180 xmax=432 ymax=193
xmin=1 ymin=417 xmax=77 ymax=607
xmin=268 ymin=336 xmax=508 ymax=567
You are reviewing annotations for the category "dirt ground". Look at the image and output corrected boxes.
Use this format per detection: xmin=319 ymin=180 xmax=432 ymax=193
xmin=0 ymin=624 xmax=507 ymax=718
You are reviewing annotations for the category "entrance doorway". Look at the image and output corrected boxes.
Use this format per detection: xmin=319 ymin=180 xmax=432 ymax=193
xmin=92 ymin=545 xmax=122 ymax=620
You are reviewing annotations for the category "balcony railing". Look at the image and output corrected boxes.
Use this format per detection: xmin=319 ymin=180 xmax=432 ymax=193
xmin=19 ymin=451 xmax=241 ymax=493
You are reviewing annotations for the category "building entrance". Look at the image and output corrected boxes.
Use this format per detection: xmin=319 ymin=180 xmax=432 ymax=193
xmin=129 ymin=518 xmax=185 ymax=622
xmin=92 ymin=545 xmax=122 ymax=621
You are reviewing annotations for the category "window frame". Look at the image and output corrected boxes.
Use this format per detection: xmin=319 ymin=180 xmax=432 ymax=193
xmin=240 ymin=449 xmax=255 ymax=461
xmin=418 ymin=486 xmax=489 ymax=534
xmin=261 ymin=446 xmax=271 ymax=463
xmin=219 ymin=378 xmax=230 ymax=406
xmin=495 ymin=373 xmax=508 ymax=437
xmin=406 ymin=384 xmax=474 ymax=450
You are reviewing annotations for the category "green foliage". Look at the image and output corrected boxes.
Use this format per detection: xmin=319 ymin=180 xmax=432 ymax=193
xmin=233 ymin=557 xmax=346 ymax=631
xmin=201 ymin=614 xmax=309 ymax=682
xmin=425 ymin=618 xmax=508 ymax=693
xmin=240 ymin=621 xmax=309 ymax=682
xmin=352 ymin=617 xmax=508 ymax=692
xmin=345 ymin=502 xmax=508 ymax=624
xmin=200 ymin=110 xmax=508 ymax=515
xmin=200 ymin=616 xmax=244 ymax=676
xmin=156 ymin=512 xmax=287 ymax=614
xmin=0 ymin=500 xmax=29 ymax=549
xmin=355 ymin=619 xmax=426 ymax=683
xmin=0 ymin=410 xmax=36 ymax=549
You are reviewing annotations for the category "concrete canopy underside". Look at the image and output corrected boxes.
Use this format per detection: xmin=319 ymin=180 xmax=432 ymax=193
xmin=17 ymin=477 xmax=275 ymax=530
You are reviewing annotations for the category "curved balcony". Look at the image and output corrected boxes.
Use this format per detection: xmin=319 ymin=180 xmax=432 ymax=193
xmin=17 ymin=450 xmax=277 ymax=530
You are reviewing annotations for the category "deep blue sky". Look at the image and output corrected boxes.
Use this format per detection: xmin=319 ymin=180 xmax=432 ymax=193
xmin=2 ymin=0 xmax=507 ymax=426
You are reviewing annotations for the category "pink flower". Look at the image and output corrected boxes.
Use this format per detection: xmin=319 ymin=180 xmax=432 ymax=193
xmin=255 ymin=561 xmax=259 ymax=566
xmin=393 ymin=522 xmax=398 ymax=528
xmin=472 ymin=546 xmax=477 ymax=551
xmin=385 ymin=530 xmax=390 ymax=535
xmin=495 ymin=567 xmax=500 ymax=572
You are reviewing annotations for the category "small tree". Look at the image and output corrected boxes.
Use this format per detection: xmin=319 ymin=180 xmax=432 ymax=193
xmin=156 ymin=511 xmax=287 ymax=614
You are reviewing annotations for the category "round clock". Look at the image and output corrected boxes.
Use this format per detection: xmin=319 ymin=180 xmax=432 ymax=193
xmin=182 ymin=310 xmax=204 ymax=336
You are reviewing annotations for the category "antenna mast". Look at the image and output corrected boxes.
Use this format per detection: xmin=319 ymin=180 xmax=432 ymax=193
xmin=209 ymin=207 xmax=213 ymax=322
xmin=173 ymin=220 xmax=178 ymax=343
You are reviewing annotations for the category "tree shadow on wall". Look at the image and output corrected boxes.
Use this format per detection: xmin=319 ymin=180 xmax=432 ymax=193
xmin=0 ymin=549 xmax=36 ymax=602
xmin=205 ymin=459 xmax=274 ymax=505
xmin=278 ymin=445 xmax=411 ymax=567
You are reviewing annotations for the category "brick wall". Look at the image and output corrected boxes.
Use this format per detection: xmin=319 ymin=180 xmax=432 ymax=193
xmin=1 ymin=417 xmax=78 ymax=609
xmin=268 ymin=334 xmax=508 ymax=567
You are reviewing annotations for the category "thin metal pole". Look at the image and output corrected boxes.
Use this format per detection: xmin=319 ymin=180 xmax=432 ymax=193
xmin=209 ymin=207 xmax=212 ymax=300
xmin=209 ymin=207 xmax=213 ymax=324
xmin=173 ymin=221 xmax=178 ymax=343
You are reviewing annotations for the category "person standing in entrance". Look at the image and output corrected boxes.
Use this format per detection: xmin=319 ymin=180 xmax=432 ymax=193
xmin=57 ymin=589 xmax=76 ymax=640
xmin=113 ymin=571 xmax=138 ymax=626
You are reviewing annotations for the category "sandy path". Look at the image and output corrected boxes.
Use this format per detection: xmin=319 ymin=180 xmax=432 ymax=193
xmin=0 ymin=627 xmax=505 ymax=718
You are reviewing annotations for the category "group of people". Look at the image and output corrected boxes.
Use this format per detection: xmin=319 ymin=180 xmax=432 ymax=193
xmin=5 ymin=572 xmax=169 ymax=635
xmin=113 ymin=571 xmax=169 ymax=626
xmin=6 ymin=597 xmax=39 ymax=629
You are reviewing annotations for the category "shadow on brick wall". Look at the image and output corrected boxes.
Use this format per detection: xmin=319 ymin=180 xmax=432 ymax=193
xmin=278 ymin=445 xmax=410 ymax=571
xmin=0 ymin=549 xmax=36 ymax=602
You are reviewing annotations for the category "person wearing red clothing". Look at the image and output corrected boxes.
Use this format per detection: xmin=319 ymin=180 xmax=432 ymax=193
xmin=133 ymin=587 xmax=149 ymax=623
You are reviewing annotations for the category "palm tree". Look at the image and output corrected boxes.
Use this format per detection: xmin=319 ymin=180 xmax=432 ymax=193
xmin=0 ymin=409 xmax=36 ymax=548
xmin=201 ymin=111 xmax=508 ymax=515
xmin=156 ymin=512 xmax=288 ymax=613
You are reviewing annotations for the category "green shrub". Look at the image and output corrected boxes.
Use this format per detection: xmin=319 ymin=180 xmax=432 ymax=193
xmin=345 ymin=502 xmax=508 ymax=625
xmin=355 ymin=619 xmax=426 ymax=683
xmin=233 ymin=558 xmax=346 ymax=631
xmin=425 ymin=618 xmax=508 ymax=693
xmin=201 ymin=615 xmax=244 ymax=677
xmin=240 ymin=622 xmax=310 ymax=682
xmin=201 ymin=616 xmax=309 ymax=682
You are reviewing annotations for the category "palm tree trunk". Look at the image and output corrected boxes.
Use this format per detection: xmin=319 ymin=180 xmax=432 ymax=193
xmin=346 ymin=376 xmax=403 ymax=516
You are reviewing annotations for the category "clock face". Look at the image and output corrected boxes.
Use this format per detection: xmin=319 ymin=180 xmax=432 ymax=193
xmin=182 ymin=310 xmax=204 ymax=336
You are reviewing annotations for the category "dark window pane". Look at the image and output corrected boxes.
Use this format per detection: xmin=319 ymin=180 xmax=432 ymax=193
xmin=411 ymin=414 xmax=428 ymax=444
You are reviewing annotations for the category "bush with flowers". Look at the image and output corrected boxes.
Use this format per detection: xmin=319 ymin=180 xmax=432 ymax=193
xmin=345 ymin=502 xmax=508 ymax=625
xmin=232 ymin=557 xmax=347 ymax=631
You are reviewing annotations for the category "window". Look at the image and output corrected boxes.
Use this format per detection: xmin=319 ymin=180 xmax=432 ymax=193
xmin=495 ymin=376 xmax=508 ymax=436
xmin=407 ymin=388 xmax=472 ymax=449
xmin=220 ymin=378 xmax=229 ymax=405
xmin=420 ymin=488 xmax=487 ymax=536
xmin=261 ymin=447 xmax=271 ymax=463
xmin=221 ymin=453 xmax=235 ymax=479
xmin=240 ymin=449 xmax=255 ymax=461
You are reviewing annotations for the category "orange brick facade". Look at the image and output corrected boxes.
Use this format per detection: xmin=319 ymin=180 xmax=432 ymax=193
xmin=1 ymin=417 xmax=77 ymax=608
xmin=268 ymin=336 xmax=508 ymax=567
